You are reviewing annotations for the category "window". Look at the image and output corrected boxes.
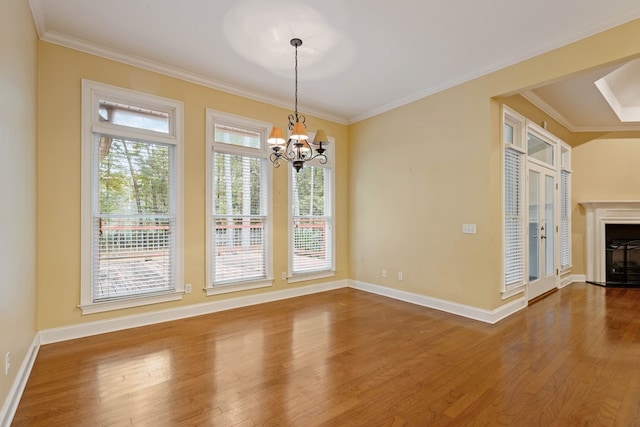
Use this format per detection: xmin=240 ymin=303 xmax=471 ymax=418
xmin=288 ymin=133 xmax=335 ymax=281
xmin=527 ymin=132 xmax=555 ymax=166
xmin=502 ymin=106 xmax=526 ymax=293
xmin=206 ymin=110 xmax=272 ymax=295
xmin=81 ymin=80 xmax=183 ymax=314
xmin=504 ymin=147 xmax=525 ymax=288
xmin=560 ymin=144 xmax=572 ymax=270
xmin=503 ymin=108 xmax=525 ymax=150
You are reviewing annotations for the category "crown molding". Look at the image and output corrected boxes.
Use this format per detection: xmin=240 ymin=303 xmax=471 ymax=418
xmin=37 ymin=30 xmax=348 ymax=126
xmin=522 ymin=90 xmax=640 ymax=133
xmin=28 ymin=0 xmax=640 ymax=127
xmin=521 ymin=90 xmax=577 ymax=132
xmin=349 ymin=8 xmax=640 ymax=124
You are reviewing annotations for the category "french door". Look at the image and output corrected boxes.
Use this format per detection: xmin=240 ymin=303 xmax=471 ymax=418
xmin=527 ymin=161 xmax=557 ymax=300
xmin=503 ymin=106 xmax=570 ymax=300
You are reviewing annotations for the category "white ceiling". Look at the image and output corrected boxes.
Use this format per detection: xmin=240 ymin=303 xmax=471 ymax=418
xmin=29 ymin=0 xmax=640 ymax=127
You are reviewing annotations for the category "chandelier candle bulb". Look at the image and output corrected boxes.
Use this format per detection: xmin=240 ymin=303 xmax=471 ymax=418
xmin=290 ymin=122 xmax=308 ymax=140
xmin=267 ymin=126 xmax=286 ymax=147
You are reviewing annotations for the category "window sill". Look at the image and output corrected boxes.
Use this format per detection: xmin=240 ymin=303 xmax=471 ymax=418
xmin=79 ymin=291 xmax=183 ymax=315
xmin=287 ymin=270 xmax=335 ymax=284
xmin=206 ymin=279 xmax=273 ymax=296
xmin=501 ymin=284 xmax=525 ymax=300
xmin=560 ymin=266 xmax=572 ymax=275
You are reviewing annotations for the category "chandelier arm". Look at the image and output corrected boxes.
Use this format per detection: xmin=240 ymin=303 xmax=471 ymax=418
xmin=276 ymin=140 xmax=300 ymax=162
xmin=307 ymin=153 xmax=328 ymax=164
xmin=269 ymin=152 xmax=282 ymax=168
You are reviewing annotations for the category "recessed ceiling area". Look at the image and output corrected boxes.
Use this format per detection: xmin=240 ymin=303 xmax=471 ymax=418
xmin=595 ymin=59 xmax=640 ymax=122
xmin=28 ymin=0 xmax=640 ymax=125
xmin=523 ymin=58 xmax=640 ymax=132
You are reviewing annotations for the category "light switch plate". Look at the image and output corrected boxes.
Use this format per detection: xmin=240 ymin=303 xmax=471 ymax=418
xmin=462 ymin=224 xmax=477 ymax=234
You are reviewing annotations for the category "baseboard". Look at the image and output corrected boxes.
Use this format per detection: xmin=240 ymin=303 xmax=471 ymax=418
xmin=348 ymin=280 xmax=527 ymax=324
xmin=39 ymin=278 xmax=530 ymax=344
xmin=0 ymin=333 xmax=40 ymax=427
xmin=40 ymin=279 xmax=348 ymax=345
xmin=560 ymin=274 xmax=586 ymax=288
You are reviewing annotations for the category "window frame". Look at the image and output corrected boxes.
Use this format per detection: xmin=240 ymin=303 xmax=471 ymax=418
xmin=80 ymin=80 xmax=184 ymax=314
xmin=205 ymin=109 xmax=274 ymax=296
xmin=287 ymin=132 xmax=336 ymax=283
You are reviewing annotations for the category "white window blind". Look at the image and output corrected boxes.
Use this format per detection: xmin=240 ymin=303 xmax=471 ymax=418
xmin=212 ymin=152 xmax=267 ymax=284
xmin=560 ymin=169 xmax=571 ymax=269
xmin=94 ymin=137 xmax=176 ymax=301
xmin=504 ymin=148 xmax=525 ymax=287
xmin=291 ymin=165 xmax=333 ymax=274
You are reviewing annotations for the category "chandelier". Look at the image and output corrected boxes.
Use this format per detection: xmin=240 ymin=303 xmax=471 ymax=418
xmin=267 ymin=38 xmax=328 ymax=172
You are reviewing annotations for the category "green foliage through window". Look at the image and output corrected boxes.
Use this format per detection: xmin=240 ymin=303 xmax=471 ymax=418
xmin=213 ymin=153 xmax=263 ymax=215
xmin=291 ymin=165 xmax=333 ymax=273
xmin=98 ymin=137 xmax=170 ymax=215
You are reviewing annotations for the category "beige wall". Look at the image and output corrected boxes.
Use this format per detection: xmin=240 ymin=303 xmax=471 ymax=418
xmin=349 ymin=84 xmax=497 ymax=309
xmin=29 ymin=14 xmax=640 ymax=329
xmin=349 ymin=19 xmax=640 ymax=311
xmin=37 ymin=43 xmax=349 ymax=329
xmin=571 ymin=137 xmax=640 ymax=275
xmin=0 ymin=0 xmax=38 ymax=412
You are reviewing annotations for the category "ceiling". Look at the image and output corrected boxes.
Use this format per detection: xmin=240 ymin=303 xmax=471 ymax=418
xmin=29 ymin=0 xmax=640 ymax=128
xmin=524 ymin=59 xmax=640 ymax=132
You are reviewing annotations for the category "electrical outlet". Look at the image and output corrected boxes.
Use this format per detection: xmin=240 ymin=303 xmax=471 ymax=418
xmin=185 ymin=283 xmax=192 ymax=294
xmin=381 ymin=269 xmax=387 ymax=278
xmin=5 ymin=352 xmax=10 ymax=375
xmin=398 ymin=272 xmax=403 ymax=281
xmin=281 ymin=272 xmax=287 ymax=280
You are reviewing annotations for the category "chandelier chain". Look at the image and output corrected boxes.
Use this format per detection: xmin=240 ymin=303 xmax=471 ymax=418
xmin=294 ymin=42 xmax=299 ymax=118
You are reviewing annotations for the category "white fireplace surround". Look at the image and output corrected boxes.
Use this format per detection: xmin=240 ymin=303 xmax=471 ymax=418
xmin=580 ymin=201 xmax=640 ymax=283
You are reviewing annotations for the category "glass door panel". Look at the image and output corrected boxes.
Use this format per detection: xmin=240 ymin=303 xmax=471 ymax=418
xmin=527 ymin=162 xmax=557 ymax=301
xmin=529 ymin=170 xmax=540 ymax=282
xmin=545 ymin=175 xmax=555 ymax=276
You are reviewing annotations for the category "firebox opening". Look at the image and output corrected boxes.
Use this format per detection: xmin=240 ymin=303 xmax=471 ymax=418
xmin=604 ymin=223 xmax=640 ymax=287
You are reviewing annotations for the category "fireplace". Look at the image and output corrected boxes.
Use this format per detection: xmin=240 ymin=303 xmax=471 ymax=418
xmin=581 ymin=201 xmax=640 ymax=287
xmin=605 ymin=224 xmax=640 ymax=285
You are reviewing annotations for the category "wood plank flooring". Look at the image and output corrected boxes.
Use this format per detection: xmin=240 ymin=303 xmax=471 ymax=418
xmin=12 ymin=283 xmax=640 ymax=426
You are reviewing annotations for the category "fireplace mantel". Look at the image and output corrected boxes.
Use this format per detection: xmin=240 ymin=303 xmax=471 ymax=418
xmin=579 ymin=201 xmax=640 ymax=283
xmin=580 ymin=201 xmax=640 ymax=210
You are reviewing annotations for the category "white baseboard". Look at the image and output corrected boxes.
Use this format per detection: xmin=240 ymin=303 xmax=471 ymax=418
xmin=40 ymin=278 xmax=532 ymax=345
xmin=0 ymin=333 xmax=40 ymax=427
xmin=348 ymin=280 xmax=527 ymax=324
xmin=40 ymin=280 xmax=348 ymax=345
xmin=561 ymin=274 xmax=586 ymax=288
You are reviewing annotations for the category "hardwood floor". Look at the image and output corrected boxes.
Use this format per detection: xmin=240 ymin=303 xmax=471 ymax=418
xmin=12 ymin=284 xmax=640 ymax=426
